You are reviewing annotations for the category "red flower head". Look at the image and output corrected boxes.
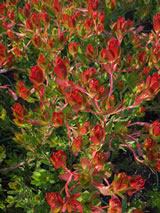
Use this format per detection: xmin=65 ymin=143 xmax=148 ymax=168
xmin=153 ymin=13 xmax=160 ymax=33
xmin=137 ymin=50 xmax=147 ymax=64
xmin=106 ymin=38 xmax=121 ymax=62
xmin=17 ymin=81 xmax=29 ymax=100
xmin=81 ymin=67 xmax=96 ymax=84
xmin=99 ymin=48 xmax=108 ymax=62
xmin=99 ymin=11 xmax=105 ymax=24
xmin=72 ymin=136 xmax=83 ymax=156
xmin=93 ymin=151 xmax=106 ymax=171
xmin=50 ymin=150 xmax=67 ymax=169
xmin=12 ymin=103 xmax=27 ymax=124
xmin=143 ymin=137 xmax=156 ymax=152
xmin=37 ymin=54 xmax=47 ymax=70
xmin=127 ymin=176 xmax=145 ymax=196
xmin=30 ymin=65 xmax=44 ymax=86
xmin=151 ymin=44 xmax=160 ymax=67
xmin=0 ymin=4 xmax=6 ymax=17
xmin=88 ymin=78 xmax=100 ymax=95
xmin=86 ymin=44 xmax=96 ymax=58
xmin=146 ymin=72 xmax=160 ymax=95
xmin=68 ymin=42 xmax=79 ymax=57
xmin=111 ymin=173 xmax=130 ymax=196
xmin=111 ymin=17 xmax=133 ymax=40
xmin=40 ymin=11 xmax=50 ymax=24
xmin=108 ymin=197 xmax=122 ymax=213
xmin=12 ymin=103 xmax=25 ymax=118
xmin=0 ymin=43 xmax=6 ymax=59
xmin=32 ymin=35 xmax=42 ymax=48
xmin=85 ymin=17 xmax=94 ymax=30
xmin=7 ymin=8 xmax=15 ymax=21
xmin=54 ymin=57 xmax=67 ymax=80
xmin=87 ymin=0 xmax=99 ymax=14
xmin=26 ymin=18 xmax=33 ymax=30
xmin=64 ymin=195 xmax=83 ymax=213
xmin=69 ymin=88 xmax=84 ymax=106
xmin=8 ymin=0 xmax=19 ymax=5
xmin=52 ymin=0 xmax=60 ymax=15
xmin=46 ymin=192 xmax=63 ymax=213
xmin=52 ymin=112 xmax=64 ymax=128
xmin=24 ymin=2 xmax=31 ymax=17
xmin=79 ymin=121 xmax=90 ymax=135
xmin=31 ymin=11 xmax=40 ymax=27
xmin=92 ymin=11 xmax=98 ymax=20
xmin=90 ymin=124 xmax=105 ymax=144
xmin=68 ymin=15 xmax=76 ymax=29
xmin=150 ymin=120 xmax=160 ymax=138
xmin=132 ymin=209 xmax=143 ymax=213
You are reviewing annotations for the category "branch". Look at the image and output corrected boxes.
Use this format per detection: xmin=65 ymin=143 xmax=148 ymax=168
xmin=0 ymin=157 xmax=34 ymax=172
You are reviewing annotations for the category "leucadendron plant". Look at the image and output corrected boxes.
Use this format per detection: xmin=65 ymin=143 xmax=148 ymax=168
xmin=1 ymin=0 xmax=160 ymax=212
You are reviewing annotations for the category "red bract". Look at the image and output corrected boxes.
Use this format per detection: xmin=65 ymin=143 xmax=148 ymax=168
xmin=31 ymin=12 xmax=40 ymax=27
xmin=153 ymin=13 xmax=160 ymax=33
xmin=151 ymin=44 xmax=160 ymax=68
xmin=54 ymin=58 xmax=67 ymax=80
xmin=106 ymin=38 xmax=121 ymax=62
xmin=88 ymin=78 xmax=100 ymax=95
xmin=37 ymin=54 xmax=47 ymax=70
xmin=79 ymin=121 xmax=90 ymax=135
xmin=93 ymin=151 xmax=106 ymax=171
xmin=143 ymin=137 xmax=156 ymax=152
xmin=111 ymin=17 xmax=133 ymax=40
xmin=99 ymin=48 xmax=108 ymax=62
xmin=52 ymin=0 xmax=60 ymax=15
xmin=92 ymin=11 xmax=98 ymax=20
xmin=26 ymin=18 xmax=33 ymax=30
xmin=111 ymin=173 xmax=130 ymax=196
xmin=150 ymin=120 xmax=160 ymax=137
xmin=52 ymin=112 xmax=64 ymax=128
xmin=40 ymin=11 xmax=50 ymax=24
xmin=17 ymin=81 xmax=29 ymax=100
xmin=7 ymin=8 xmax=15 ymax=21
xmin=30 ymin=65 xmax=44 ymax=86
xmin=90 ymin=124 xmax=105 ymax=144
xmin=50 ymin=150 xmax=66 ymax=169
xmin=99 ymin=11 xmax=105 ymax=24
xmin=12 ymin=103 xmax=26 ymax=124
xmin=108 ymin=197 xmax=122 ymax=213
xmin=127 ymin=176 xmax=145 ymax=196
xmin=135 ymin=73 xmax=160 ymax=105
xmin=146 ymin=72 xmax=160 ymax=95
xmin=143 ymin=137 xmax=160 ymax=172
xmin=64 ymin=195 xmax=83 ymax=213
xmin=0 ymin=4 xmax=6 ymax=16
xmin=137 ymin=50 xmax=147 ymax=64
xmin=87 ymin=0 xmax=99 ymax=14
xmin=132 ymin=210 xmax=143 ymax=213
xmin=68 ymin=42 xmax=79 ymax=57
xmin=68 ymin=16 xmax=76 ymax=29
xmin=81 ymin=68 xmax=96 ymax=84
xmin=72 ymin=136 xmax=83 ymax=156
xmin=46 ymin=192 xmax=63 ymax=213
xmin=23 ymin=2 xmax=31 ymax=17
xmin=106 ymin=0 xmax=116 ymax=10
xmin=86 ymin=44 xmax=96 ymax=58
xmin=12 ymin=103 xmax=25 ymax=119
xmin=32 ymin=35 xmax=42 ymax=48
xmin=8 ymin=0 xmax=19 ymax=5
xmin=68 ymin=88 xmax=84 ymax=106
xmin=0 ymin=43 xmax=6 ymax=58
